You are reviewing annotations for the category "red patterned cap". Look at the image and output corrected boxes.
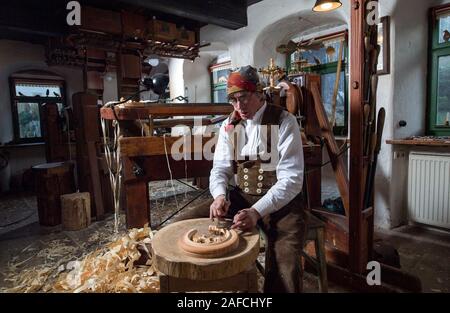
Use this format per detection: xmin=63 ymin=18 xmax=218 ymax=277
xmin=227 ymin=65 xmax=262 ymax=95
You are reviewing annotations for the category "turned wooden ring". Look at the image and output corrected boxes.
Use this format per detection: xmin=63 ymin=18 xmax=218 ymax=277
xmin=152 ymin=218 xmax=260 ymax=280
xmin=178 ymin=227 xmax=239 ymax=258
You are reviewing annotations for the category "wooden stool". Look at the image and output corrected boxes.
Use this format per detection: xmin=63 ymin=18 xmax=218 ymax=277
xmin=302 ymin=211 xmax=328 ymax=293
xmin=152 ymin=218 xmax=260 ymax=293
xmin=32 ymin=162 xmax=75 ymax=226
xmin=256 ymin=210 xmax=328 ymax=293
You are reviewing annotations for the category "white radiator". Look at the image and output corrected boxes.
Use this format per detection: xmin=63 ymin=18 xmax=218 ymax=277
xmin=408 ymin=152 xmax=450 ymax=229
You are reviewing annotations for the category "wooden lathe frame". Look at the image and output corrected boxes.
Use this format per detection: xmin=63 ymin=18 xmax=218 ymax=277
xmin=99 ymin=103 xmax=322 ymax=229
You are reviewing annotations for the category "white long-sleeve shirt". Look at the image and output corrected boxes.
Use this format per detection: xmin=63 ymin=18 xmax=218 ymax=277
xmin=209 ymin=102 xmax=304 ymax=218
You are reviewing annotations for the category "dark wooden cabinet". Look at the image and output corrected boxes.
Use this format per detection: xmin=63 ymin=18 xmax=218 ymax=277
xmin=86 ymin=71 xmax=104 ymax=91
xmin=122 ymin=11 xmax=147 ymax=40
xmin=121 ymin=54 xmax=141 ymax=79
xmin=80 ymin=6 xmax=122 ymax=35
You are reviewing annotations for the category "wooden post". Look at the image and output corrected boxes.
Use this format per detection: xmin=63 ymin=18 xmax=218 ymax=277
xmin=349 ymin=0 xmax=372 ymax=274
xmin=125 ymin=180 xmax=150 ymax=228
xmin=72 ymin=92 xmax=107 ymax=219
xmin=61 ymin=192 xmax=91 ymax=230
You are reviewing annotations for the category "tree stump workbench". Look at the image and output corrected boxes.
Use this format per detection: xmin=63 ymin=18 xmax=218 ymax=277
xmin=152 ymin=218 xmax=260 ymax=292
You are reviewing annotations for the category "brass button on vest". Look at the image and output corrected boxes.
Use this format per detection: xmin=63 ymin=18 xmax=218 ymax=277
xmin=232 ymin=104 xmax=283 ymax=197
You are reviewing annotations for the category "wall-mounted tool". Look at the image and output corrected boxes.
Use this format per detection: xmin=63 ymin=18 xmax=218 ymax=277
xmin=364 ymin=107 xmax=386 ymax=209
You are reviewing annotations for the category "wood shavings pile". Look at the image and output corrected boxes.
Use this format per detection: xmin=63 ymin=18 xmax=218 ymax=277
xmin=1 ymin=226 xmax=160 ymax=293
xmin=2 ymin=238 xmax=81 ymax=293
xmin=1 ymin=266 xmax=54 ymax=293
xmin=53 ymin=226 xmax=159 ymax=293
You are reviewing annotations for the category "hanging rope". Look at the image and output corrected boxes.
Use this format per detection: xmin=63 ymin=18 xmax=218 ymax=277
xmin=183 ymin=135 xmax=189 ymax=199
xmin=101 ymin=117 xmax=122 ymax=233
xmin=162 ymin=133 xmax=179 ymax=209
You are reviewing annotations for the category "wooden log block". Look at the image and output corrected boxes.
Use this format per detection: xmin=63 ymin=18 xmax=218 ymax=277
xmin=32 ymin=162 xmax=75 ymax=226
xmin=61 ymin=192 xmax=91 ymax=231
xmin=158 ymin=265 xmax=258 ymax=293
xmin=152 ymin=218 xmax=260 ymax=281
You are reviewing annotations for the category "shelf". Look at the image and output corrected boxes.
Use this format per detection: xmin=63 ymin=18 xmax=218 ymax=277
xmin=0 ymin=142 xmax=45 ymax=149
xmin=386 ymin=138 xmax=450 ymax=147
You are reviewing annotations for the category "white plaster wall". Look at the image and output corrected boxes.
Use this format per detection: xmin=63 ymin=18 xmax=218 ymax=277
xmin=374 ymin=0 xmax=396 ymax=228
xmin=376 ymin=0 xmax=450 ymax=228
xmin=183 ymin=54 xmax=214 ymax=103
xmin=0 ymin=40 xmax=83 ymax=192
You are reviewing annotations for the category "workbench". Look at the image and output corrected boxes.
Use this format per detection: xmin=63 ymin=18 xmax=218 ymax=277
xmin=100 ymin=103 xmax=322 ymax=229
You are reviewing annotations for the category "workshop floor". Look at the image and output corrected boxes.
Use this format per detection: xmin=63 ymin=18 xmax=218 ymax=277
xmin=0 ymin=180 xmax=449 ymax=293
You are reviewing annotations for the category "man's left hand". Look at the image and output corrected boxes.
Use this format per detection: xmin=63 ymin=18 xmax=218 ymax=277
xmin=231 ymin=208 xmax=261 ymax=231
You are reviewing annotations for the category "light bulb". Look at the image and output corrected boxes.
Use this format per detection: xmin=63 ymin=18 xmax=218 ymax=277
xmin=320 ymin=3 xmax=333 ymax=10
xmin=147 ymin=58 xmax=159 ymax=67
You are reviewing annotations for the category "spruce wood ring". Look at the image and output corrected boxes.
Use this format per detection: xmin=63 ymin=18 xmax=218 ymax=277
xmin=178 ymin=225 xmax=239 ymax=258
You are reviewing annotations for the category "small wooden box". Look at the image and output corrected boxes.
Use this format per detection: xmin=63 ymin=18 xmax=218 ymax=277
xmin=148 ymin=19 xmax=177 ymax=42
xmin=122 ymin=11 xmax=147 ymax=39
xmin=176 ymin=28 xmax=196 ymax=46
xmin=80 ymin=6 xmax=122 ymax=35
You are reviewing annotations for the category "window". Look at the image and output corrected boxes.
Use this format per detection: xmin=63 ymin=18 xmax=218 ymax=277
xmin=10 ymin=73 xmax=65 ymax=143
xmin=210 ymin=61 xmax=232 ymax=103
xmin=287 ymin=32 xmax=348 ymax=136
xmin=428 ymin=4 xmax=450 ymax=136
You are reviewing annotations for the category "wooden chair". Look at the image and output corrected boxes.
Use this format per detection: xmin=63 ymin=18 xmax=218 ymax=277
xmin=256 ymin=210 xmax=328 ymax=293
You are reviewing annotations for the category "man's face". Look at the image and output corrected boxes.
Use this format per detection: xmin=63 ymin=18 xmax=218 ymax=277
xmin=228 ymin=91 xmax=263 ymax=120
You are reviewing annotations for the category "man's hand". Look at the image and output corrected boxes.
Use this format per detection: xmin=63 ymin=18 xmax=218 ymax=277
xmin=231 ymin=208 xmax=261 ymax=232
xmin=210 ymin=195 xmax=230 ymax=219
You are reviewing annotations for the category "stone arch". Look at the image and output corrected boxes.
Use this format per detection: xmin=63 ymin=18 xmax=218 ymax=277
xmin=252 ymin=9 xmax=348 ymax=69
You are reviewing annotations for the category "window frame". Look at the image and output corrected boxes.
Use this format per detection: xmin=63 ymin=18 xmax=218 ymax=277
xmin=9 ymin=77 xmax=66 ymax=143
xmin=311 ymin=61 xmax=349 ymax=136
xmin=286 ymin=31 xmax=349 ymax=136
xmin=427 ymin=4 xmax=450 ymax=136
xmin=209 ymin=61 xmax=232 ymax=104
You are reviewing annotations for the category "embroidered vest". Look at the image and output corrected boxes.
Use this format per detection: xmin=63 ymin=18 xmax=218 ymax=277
xmin=231 ymin=104 xmax=284 ymax=196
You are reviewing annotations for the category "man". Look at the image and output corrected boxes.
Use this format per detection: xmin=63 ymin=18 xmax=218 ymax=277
xmin=174 ymin=66 xmax=307 ymax=293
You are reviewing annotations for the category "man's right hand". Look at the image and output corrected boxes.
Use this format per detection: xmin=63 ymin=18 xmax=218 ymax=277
xmin=210 ymin=195 xmax=230 ymax=219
